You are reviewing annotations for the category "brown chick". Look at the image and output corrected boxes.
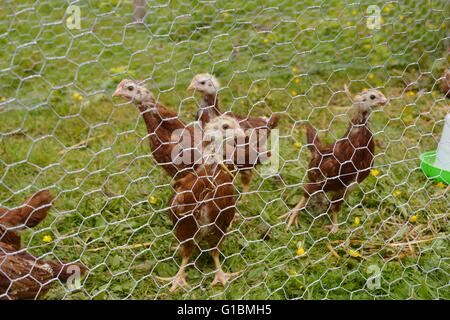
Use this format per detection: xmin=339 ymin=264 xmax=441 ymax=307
xmin=0 ymin=190 xmax=87 ymax=300
xmin=156 ymin=115 xmax=245 ymax=292
xmin=281 ymin=87 xmax=388 ymax=233
xmin=188 ymin=73 xmax=280 ymax=192
xmin=113 ymin=79 xmax=198 ymax=179
xmin=442 ymin=68 xmax=450 ymax=98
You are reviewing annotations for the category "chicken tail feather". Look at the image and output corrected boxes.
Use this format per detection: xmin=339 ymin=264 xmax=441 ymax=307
xmin=0 ymin=190 xmax=54 ymax=230
xmin=306 ymin=124 xmax=321 ymax=154
xmin=266 ymin=114 xmax=280 ymax=130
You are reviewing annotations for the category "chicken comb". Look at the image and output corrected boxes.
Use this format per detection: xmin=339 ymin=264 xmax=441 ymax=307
xmin=116 ymin=79 xmax=133 ymax=88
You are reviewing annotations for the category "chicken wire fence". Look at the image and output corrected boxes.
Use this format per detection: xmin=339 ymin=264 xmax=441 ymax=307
xmin=0 ymin=0 xmax=449 ymax=300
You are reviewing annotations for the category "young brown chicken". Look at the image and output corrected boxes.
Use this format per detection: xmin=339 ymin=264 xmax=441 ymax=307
xmin=0 ymin=190 xmax=87 ymax=300
xmin=157 ymin=115 xmax=245 ymax=292
xmin=188 ymin=73 xmax=280 ymax=192
xmin=281 ymin=87 xmax=388 ymax=233
xmin=113 ymin=79 xmax=197 ymax=179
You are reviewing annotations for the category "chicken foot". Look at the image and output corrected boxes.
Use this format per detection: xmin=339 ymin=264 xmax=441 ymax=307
xmin=279 ymin=196 xmax=307 ymax=230
xmin=325 ymin=210 xmax=339 ymax=234
xmin=210 ymin=250 xmax=240 ymax=286
xmin=155 ymin=256 xmax=190 ymax=292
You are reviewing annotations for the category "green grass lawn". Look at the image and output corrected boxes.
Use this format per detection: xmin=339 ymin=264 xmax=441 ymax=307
xmin=0 ymin=0 xmax=449 ymax=299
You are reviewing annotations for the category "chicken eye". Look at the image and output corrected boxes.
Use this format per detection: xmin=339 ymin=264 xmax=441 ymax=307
xmin=370 ymin=94 xmax=376 ymax=100
xmin=200 ymin=81 xmax=206 ymax=85
xmin=127 ymin=86 xmax=134 ymax=91
xmin=222 ymin=124 xmax=230 ymax=130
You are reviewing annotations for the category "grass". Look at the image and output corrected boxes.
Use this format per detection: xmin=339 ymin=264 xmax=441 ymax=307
xmin=0 ymin=0 xmax=449 ymax=299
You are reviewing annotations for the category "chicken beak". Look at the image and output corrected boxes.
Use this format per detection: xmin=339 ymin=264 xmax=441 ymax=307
xmin=112 ymin=89 xmax=121 ymax=98
xmin=187 ymin=80 xmax=196 ymax=91
xmin=379 ymin=98 xmax=388 ymax=106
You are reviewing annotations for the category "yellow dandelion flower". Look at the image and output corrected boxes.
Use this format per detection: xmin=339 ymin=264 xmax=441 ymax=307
xmin=383 ymin=6 xmax=391 ymax=13
xmin=293 ymin=141 xmax=302 ymax=149
xmin=351 ymin=9 xmax=358 ymax=16
xmin=399 ymin=15 xmax=404 ymax=21
xmin=294 ymin=78 xmax=301 ymax=84
xmin=436 ymin=182 xmax=446 ymax=188
xmin=393 ymin=189 xmax=402 ymax=197
xmin=42 ymin=235 xmax=53 ymax=243
xmin=348 ymin=249 xmax=361 ymax=258
xmin=71 ymin=92 xmax=83 ymax=102
xmin=287 ymin=269 xmax=298 ymax=276
xmin=263 ymin=38 xmax=269 ymax=43
xmin=149 ymin=196 xmax=158 ymax=205
xmin=291 ymin=90 xmax=298 ymax=96
xmin=406 ymin=91 xmax=416 ymax=97
xmin=346 ymin=22 xmax=352 ymax=27
xmin=292 ymin=67 xmax=298 ymax=73
xmin=370 ymin=169 xmax=380 ymax=177
xmin=353 ymin=217 xmax=361 ymax=227
xmin=363 ymin=44 xmax=372 ymax=50
xmin=409 ymin=215 xmax=417 ymax=223
xmin=296 ymin=247 xmax=305 ymax=256
xmin=368 ymin=73 xmax=375 ymax=80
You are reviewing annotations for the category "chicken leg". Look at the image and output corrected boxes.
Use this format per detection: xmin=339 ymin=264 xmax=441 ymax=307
xmin=210 ymin=250 xmax=240 ymax=286
xmin=325 ymin=210 xmax=339 ymax=234
xmin=155 ymin=256 xmax=190 ymax=292
xmin=240 ymin=170 xmax=252 ymax=193
xmin=325 ymin=189 xmax=349 ymax=234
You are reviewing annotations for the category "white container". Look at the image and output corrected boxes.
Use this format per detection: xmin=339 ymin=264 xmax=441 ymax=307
xmin=435 ymin=113 xmax=450 ymax=172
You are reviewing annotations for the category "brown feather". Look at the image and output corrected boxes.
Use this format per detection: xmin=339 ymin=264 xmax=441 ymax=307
xmin=287 ymin=87 xmax=388 ymax=231
xmin=305 ymin=112 xmax=375 ymax=196
xmin=138 ymin=102 xmax=198 ymax=178
xmin=0 ymin=191 xmax=87 ymax=300
xmin=306 ymin=124 xmax=321 ymax=155
xmin=0 ymin=190 xmax=54 ymax=250
xmin=168 ymin=163 xmax=236 ymax=259
xmin=0 ymin=242 xmax=87 ymax=300
xmin=198 ymin=92 xmax=279 ymax=173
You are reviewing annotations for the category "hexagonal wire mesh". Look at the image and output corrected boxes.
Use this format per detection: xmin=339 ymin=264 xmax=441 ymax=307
xmin=0 ymin=0 xmax=449 ymax=300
